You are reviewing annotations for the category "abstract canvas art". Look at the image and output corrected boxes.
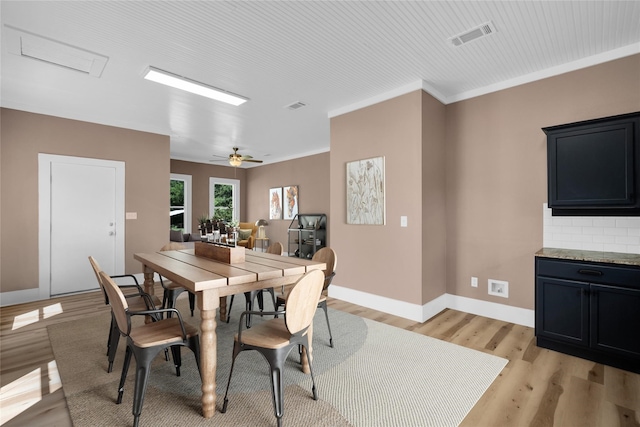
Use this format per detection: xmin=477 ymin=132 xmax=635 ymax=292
xmin=269 ymin=187 xmax=282 ymax=220
xmin=283 ymin=185 xmax=299 ymax=220
xmin=346 ymin=156 xmax=385 ymax=225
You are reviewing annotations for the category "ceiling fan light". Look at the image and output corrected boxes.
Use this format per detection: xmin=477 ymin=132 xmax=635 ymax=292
xmin=143 ymin=66 xmax=248 ymax=106
xmin=229 ymin=157 xmax=242 ymax=167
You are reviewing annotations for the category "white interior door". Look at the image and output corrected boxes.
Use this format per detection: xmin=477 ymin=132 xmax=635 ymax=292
xmin=39 ymin=155 xmax=125 ymax=297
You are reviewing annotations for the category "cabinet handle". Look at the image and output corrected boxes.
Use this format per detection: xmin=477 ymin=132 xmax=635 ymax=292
xmin=578 ymin=269 xmax=603 ymax=276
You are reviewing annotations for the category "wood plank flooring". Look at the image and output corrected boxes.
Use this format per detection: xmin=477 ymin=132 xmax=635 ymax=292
xmin=1 ymin=290 xmax=638 ymax=426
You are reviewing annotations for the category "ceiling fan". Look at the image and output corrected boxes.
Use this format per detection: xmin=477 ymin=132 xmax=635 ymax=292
xmin=210 ymin=147 xmax=263 ymax=167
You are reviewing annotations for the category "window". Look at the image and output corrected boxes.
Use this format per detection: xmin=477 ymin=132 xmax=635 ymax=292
xmin=209 ymin=177 xmax=239 ymax=223
xmin=170 ymin=174 xmax=191 ymax=233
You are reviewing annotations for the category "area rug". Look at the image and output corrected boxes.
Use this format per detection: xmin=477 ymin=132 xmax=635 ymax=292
xmin=48 ymin=298 xmax=507 ymax=427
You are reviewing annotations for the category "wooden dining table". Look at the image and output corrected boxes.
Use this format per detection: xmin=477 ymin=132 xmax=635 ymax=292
xmin=133 ymin=247 xmax=326 ymax=419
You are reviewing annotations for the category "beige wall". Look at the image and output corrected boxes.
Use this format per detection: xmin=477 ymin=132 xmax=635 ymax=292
xmin=245 ymin=152 xmax=330 ymax=250
xmin=421 ymin=92 xmax=448 ymax=303
xmin=330 ymin=91 xmax=426 ymax=304
xmin=170 ymin=153 xmax=330 ymax=248
xmin=3 ymin=54 xmax=638 ymax=313
xmin=445 ymin=54 xmax=640 ymax=310
xmin=1 ymin=108 xmax=170 ymax=293
xmin=170 ymin=159 xmax=247 ymax=235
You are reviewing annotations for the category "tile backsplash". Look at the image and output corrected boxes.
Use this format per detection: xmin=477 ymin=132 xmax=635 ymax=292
xmin=543 ymin=203 xmax=640 ymax=254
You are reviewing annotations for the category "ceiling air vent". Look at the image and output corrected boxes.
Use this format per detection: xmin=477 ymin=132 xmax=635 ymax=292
xmin=5 ymin=25 xmax=108 ymax=77
xmin=449 ymin=21 xmax=497 ymax=47
xmin=285 ymin=101 xmax=306 ymax=110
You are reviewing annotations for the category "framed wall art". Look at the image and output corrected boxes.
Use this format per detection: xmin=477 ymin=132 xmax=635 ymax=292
xmin=283 ymin=185 xmax=299 ymax=220
xmin=346 ymin=156 xmax=385 ymax=225
xmin=269 ymin=187 xmax=282 ymax=220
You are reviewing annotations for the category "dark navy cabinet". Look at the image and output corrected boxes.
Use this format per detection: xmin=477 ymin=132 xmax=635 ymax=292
xmin=535 ymin=256 xmax=640 ymax=373
xmin=543 ymin=111 xmax=640 ymax=216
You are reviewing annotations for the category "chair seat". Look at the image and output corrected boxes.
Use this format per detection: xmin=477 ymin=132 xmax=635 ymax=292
xmin=236 ymin=318 xmax=306 ymax=349
xmin=127 ymin=294 xmax=162 ymax=312
xmin=130 ymin=317 xmax=199 ymax=348
xmin=162 ymin=280 xmax=184 ymax=291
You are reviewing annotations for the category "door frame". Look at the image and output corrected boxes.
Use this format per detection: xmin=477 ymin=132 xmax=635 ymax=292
xmin=38 ymin=154 xmax=125 ymax=299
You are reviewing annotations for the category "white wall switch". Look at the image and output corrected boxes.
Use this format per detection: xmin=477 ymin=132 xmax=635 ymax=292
xmin=400 ymin=216 xmax=408 ymax=227
xmin=471 ymin=277 xmax=478 ymax=287
xmin=126 ymin=212 xmax=137 ymax=220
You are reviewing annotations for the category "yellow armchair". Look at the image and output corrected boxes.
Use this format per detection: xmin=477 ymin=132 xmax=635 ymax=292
xmin=237 ymin=222 xmax=258 ymax=249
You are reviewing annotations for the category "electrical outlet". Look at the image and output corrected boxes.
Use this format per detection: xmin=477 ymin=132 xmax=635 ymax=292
xmin=471 ymin=277 xmax=478 ymax=287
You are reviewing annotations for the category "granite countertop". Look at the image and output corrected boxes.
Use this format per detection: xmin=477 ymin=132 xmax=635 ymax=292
xmin=536 ymin=247 xmax=640 ymax=266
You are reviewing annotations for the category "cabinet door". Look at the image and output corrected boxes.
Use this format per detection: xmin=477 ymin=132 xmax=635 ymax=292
xmin=536 ymin=276 xmax=589 ymax=346
xmin=590 ymin=284 xmax=640 ymax=358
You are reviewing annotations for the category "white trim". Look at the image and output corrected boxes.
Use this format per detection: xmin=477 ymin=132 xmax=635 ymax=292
xmin=38 ymin=154 xmax=125 ymax=299
xmin=209 ymin=177 xmax=240 ymax=222
xmin=328 ymin=43 xmax=640 ymax=117
xmin=328 ymin=80 xmax=426 ymax=118
xmin=1 ymin=273 xmax=149 ymax=307
xmin=0 ymin=288 xmax=46 ymax=307
xmin=329 ymin=285 xmax=534 ymax=327
xmin=170 ymin=173 xmax=192 ymax=233
xmin=447 ymin=43 xmax=640 ymax=104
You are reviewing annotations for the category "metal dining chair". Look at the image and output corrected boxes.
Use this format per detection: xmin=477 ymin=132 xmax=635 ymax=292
xmin=159 ymin=242 xmax=196 ymax=317
xmin=222 ymin=269 xmax=325 ymax=427
xmin=226 ymin=242 xmax=282 ymax=327
xmin=99 ymin=271 xmax=201 ymax=427
xmin=276 ymin=247 xmax=337 ymax=347
xmin=88 ymin=256 xmax=162 ymax=372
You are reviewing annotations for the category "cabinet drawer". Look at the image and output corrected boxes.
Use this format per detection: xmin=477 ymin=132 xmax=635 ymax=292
xmin=536 ymin=258 xmax=640 ymax=289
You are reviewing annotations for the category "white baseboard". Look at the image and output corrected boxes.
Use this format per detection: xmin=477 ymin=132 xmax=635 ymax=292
xmin=329 ymin=284 xmax=534 ymax=327
xmin=3 ymin=277 xmax=534 ymax=328
xmin=0 ymin=273 xmax=147 ymax=307
xmin=0 ymin=288 xmax=48 ymax=307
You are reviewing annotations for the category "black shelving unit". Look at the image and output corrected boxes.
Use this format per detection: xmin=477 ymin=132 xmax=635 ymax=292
xmin=287 ymin=214 xmax=327 ymax=258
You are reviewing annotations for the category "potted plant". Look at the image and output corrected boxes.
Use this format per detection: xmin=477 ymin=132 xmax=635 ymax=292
xmin=197 ymin=213 xmax=209 ymax=236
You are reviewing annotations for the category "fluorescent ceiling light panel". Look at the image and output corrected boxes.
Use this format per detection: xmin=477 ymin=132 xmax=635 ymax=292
xmin=143 ymin=67 xmax=248 ymax=106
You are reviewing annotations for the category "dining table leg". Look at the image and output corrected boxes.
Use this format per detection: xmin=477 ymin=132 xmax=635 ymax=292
xmin=142 ymin=265 xmax=156 ymax=324
xmin=142 ymin=265 xmax=155 ymax=297
xmin=198 ymin=289 xmax=220 ymax=418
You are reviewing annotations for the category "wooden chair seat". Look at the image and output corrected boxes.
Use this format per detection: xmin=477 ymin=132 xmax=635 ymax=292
xmin=130 ymin=317 xmax=199 ymax=349
xmin=127 ymin=294 xmax=162 ymax=312
xmin=235 ymin=318 xmax=297 ymax=349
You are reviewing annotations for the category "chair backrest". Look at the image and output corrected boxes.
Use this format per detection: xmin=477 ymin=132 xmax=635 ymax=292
xmin=160 ymin=242 xmax=186 ymax=251
xmin=284 ymin=269 xmax=324 ymax=335
xmin=266 ymin=242 xmax=284 ymax=255
xmin=312 ymin=247 xmax=337 ymax=290
xmin=88 ymin=256 xmax=109 ymax=305
xmin=99 ymin=270 xmax=131 ymax=336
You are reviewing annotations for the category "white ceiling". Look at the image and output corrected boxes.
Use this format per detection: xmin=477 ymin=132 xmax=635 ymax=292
xmin=2 ymin=1 xmax=639 ymax=167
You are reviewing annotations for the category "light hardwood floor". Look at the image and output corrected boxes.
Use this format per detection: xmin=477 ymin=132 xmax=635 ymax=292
xmin=1 ymin=289 xmax=638 ymax=426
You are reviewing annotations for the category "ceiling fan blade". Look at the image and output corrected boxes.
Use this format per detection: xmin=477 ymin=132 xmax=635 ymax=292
xmin=243 ymin=159 xmax=263 ymax=163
